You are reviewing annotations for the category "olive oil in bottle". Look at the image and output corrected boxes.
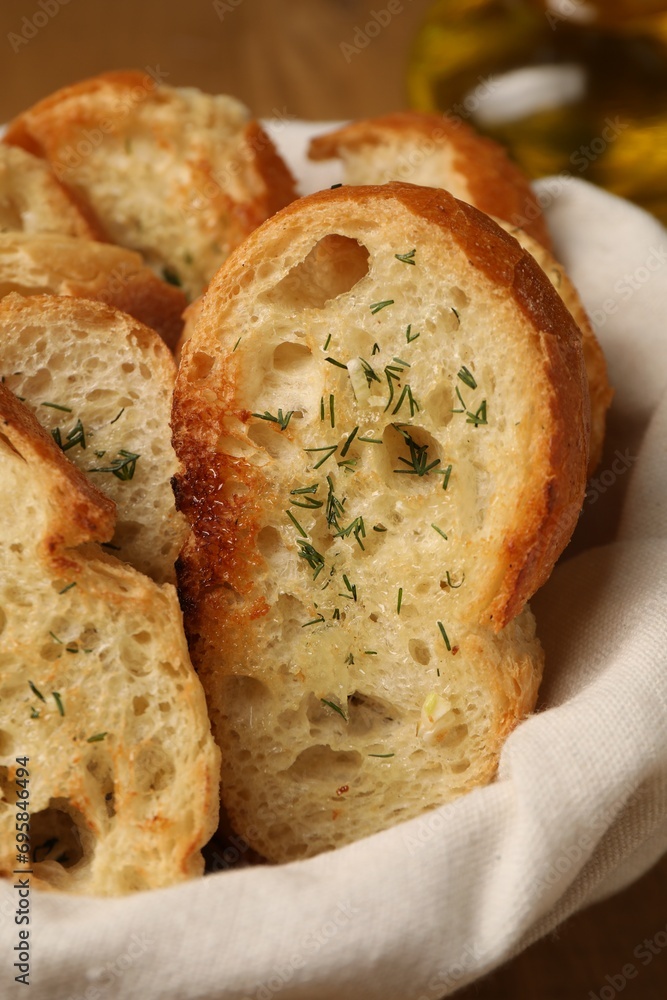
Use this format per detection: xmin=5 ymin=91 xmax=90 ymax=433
xmin=408 ymin=0 xmax=667 ymax=223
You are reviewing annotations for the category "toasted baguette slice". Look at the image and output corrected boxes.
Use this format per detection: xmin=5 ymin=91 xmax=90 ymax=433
xmin=495 ymin=221 xmax=612 ymax=474
xmin=0 ymin=293 xmax=187 ymax=584
xmin=172 ymin=183 xmax=588 ymax=860
xmin=4 ymin=70 xmax=297 ymax=300
xmin=0 ymin=232 xmax=187 ymax=351
xmin=308 ymin=111 xmax=552 ymax=249
xmin=0 ymin=384 xmax=219 ymax=894
xmin=0 ymin=144 xmax=97 ymax=239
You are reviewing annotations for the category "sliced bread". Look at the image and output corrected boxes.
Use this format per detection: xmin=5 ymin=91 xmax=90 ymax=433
xmin=308 ymin=111 xmax=552 ymax=249
xmin=0 ymin=293 xmax=187 ymax=584
xmin=0 ymin=143 xmax=97 ymax=240
xmin=4 ymin=70 xmax=298 ymax=300
xmin=0 ymin=232 xmax=187 ymax=351
xmin=172 ymin=183 xmax=589 ymax=860
xmin=0 ymin=383 xmax=219 ymax=894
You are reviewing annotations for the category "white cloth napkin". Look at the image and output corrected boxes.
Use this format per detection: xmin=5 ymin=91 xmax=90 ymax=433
xmin=2 ymin=128 xmax=667 ymax=1000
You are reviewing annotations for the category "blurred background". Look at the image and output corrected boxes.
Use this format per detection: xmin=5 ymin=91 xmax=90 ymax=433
xmin=1 ymin=0 xmax=666 ymax=996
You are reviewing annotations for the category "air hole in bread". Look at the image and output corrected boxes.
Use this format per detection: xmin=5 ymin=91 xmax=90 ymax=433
xmin=379 ymin=423 xmax=443 ymax=493
xmin=248 ymin=421 xmax=294 ymax=461
xmin=256 ymin=525 xmax=284 ymax=560
xmin=263 ymin=234 xmax=370 ymax=310
xmin=86 ymin=752 xmax=116 ymax=818
xmin=450 ymin=759 xmax=471 ymax=773
xmin=347 ymin=692 xmax=399 ymax=732
xmin=120 ymin=635 xmax=151 ymax=676
xmin=409 ymin=639 xmax=431 ymax=665
xmin=425 ymin=382 xmax=454 ymax=427
xmin=0 ymin=197 xmax=23 ymax=231
xmin=31 ymin=800 xmax=86 ymax=870
xmin=188 ymin=351 xmax=215 ymax=381
xmin=437 ymin=724 xmax=469 ymax=749
xmin=20 ymin=367 xmax=51 ymax=396
xmin=132 ymin=695 xmax=149 ymax=716
xmin=122 ymin=362 xmax=135 ymax=373
xmin=221 ymin=676 xmax=272 ymax=716
xmin=272 ymin=341 xmax=313 ymax=374
xmin=215 ymin=433 xmax=256 ymax=459
xmin=286 ymin=745 xmax=362 ymax=782
xmin=0 ymin=729 xmax=13 ymax=754
xmin=134 ymin=742 xmax=176 ymax=794
xmin=450 ymin=286 xmax=469 ymax=310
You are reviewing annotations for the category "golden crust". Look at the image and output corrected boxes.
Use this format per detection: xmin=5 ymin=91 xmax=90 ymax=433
xmin=0 ymin=381 xmax=116 ymax=547
xmin=4 ymin=71 xmax=298 ymax=300
xmin=0 ymin=144 xmax=99 ymax=241
xmin=0 ymin=233 xmax=186 ymax=351
xmin=308 ymin=111 xmax=552 ymax=250
xmin=0 ymin=383 xmax=220 ymax=894
xmin=172 ymin=182 xmax=587 ymax=858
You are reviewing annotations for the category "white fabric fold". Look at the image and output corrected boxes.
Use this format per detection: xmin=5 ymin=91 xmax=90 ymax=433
xmin=2 ymin=131 xmax=666 ymax=999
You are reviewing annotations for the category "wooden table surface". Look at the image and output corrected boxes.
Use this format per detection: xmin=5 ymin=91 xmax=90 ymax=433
xmin=1 ymin=1 xmax=665 ymax=996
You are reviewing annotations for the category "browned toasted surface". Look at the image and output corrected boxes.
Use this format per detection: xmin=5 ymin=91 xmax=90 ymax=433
xmin=0 ymin=382 xmax=220 ymax=894
xmin=172 ymin=182 xmax=587 ymax=858
xmin=4 ymin=70 xmax=298 ymax=299
xmin=0 ymin=143 xmax=99 ymax=241
xmin=309 ymin=111 xmax=552 ymax=250
xmin=0 ymin=233 xmax=187 ymax=351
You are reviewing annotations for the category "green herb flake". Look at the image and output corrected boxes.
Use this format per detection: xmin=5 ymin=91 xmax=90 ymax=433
xmin=110 ymin=408 xmax=125 ymax=425
xmin=297 ymin=540 xmax=326 ymax=579
xmin=321 ymin=698 xmax=347 ymax=721
xmin=369 ymin=752 xmax=395 ymax=758
xmin=339 ymin=425 xmax=359 ymax=458
xmin=302 ymin=614 xmax=325 ymax=628
xmin=58 ymin=582 xmax=77 ymax=595
xmin=325 ymin=476 xmax=345 ymax=530
xmin=305 ymin=443 xmax=338 ymax=470
xmin=329 ymin=393 xmax=335 ymax=429
xmin=339 ymin=574 xmax=357 ymax=602
xmin=52 ymin=691 xmax=65 ymax=716
xmin=325 ymin=356 xmax=347 ymax=370
xmin=334 ymin=515 xmax=366 ymax=550
xmin=437 ymin=621 xmax=452 ymax=651
xmin=233 ymin=336 xmax=242 ymax=352
xmin=30 ymin=707 xmax=40 ymax=719
xmin=345 ymin=653 xmax=355 ymax=665
xmin=29 ymin=680 xmax=46 ymax=702
xmin=358 ymin=436 xmax=383 ymax=444
xmin=395 ymin=249 xmax=416 ymax=265
xmin=252 ymin=409 xmax=293 ymax=431
xmin=324 ymin=333 xmax=332 ymax=351
xmin=431 ymin=524 xmax=448 ymax=541
xmin=406 ymin=324 xmax=420 ymax=343
xmin=286 ymin=509 xmax=307 ymax=537
xmin=49 ymin=631 xmax=63 ymax=644
xmin=162 ymin=267 xmax=182 ymax=287
xmin=41 ymin=401 xmax=72 ymax=413
xmin=89 ymin=450 xmax=140 ymax=481
xmin=457 ymin=366 xmax=477 ymax=390
xmin=466 ymin=400 xmax=488 ymax=426
xmin=397 ymin=587 xmax=403 ymax=614
xmin=391 ymin=384 xmax=419 ymax=418
xmin=372 ymin=524 xmax=387 ymax=533
xmin=86 ymin=732 xmax=108 ymax=743
xmin=371 ymin=342 xmax=381 ymax=355
xmin=393 ymin=425 xmax=442 ymax=478
xmin=446 ymin=571 xmax=464 ymax=589
xmin=364 ymin=650 xmax=378 ymax=655
xmin=370 ymin=300 xmax=394 ymax=315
